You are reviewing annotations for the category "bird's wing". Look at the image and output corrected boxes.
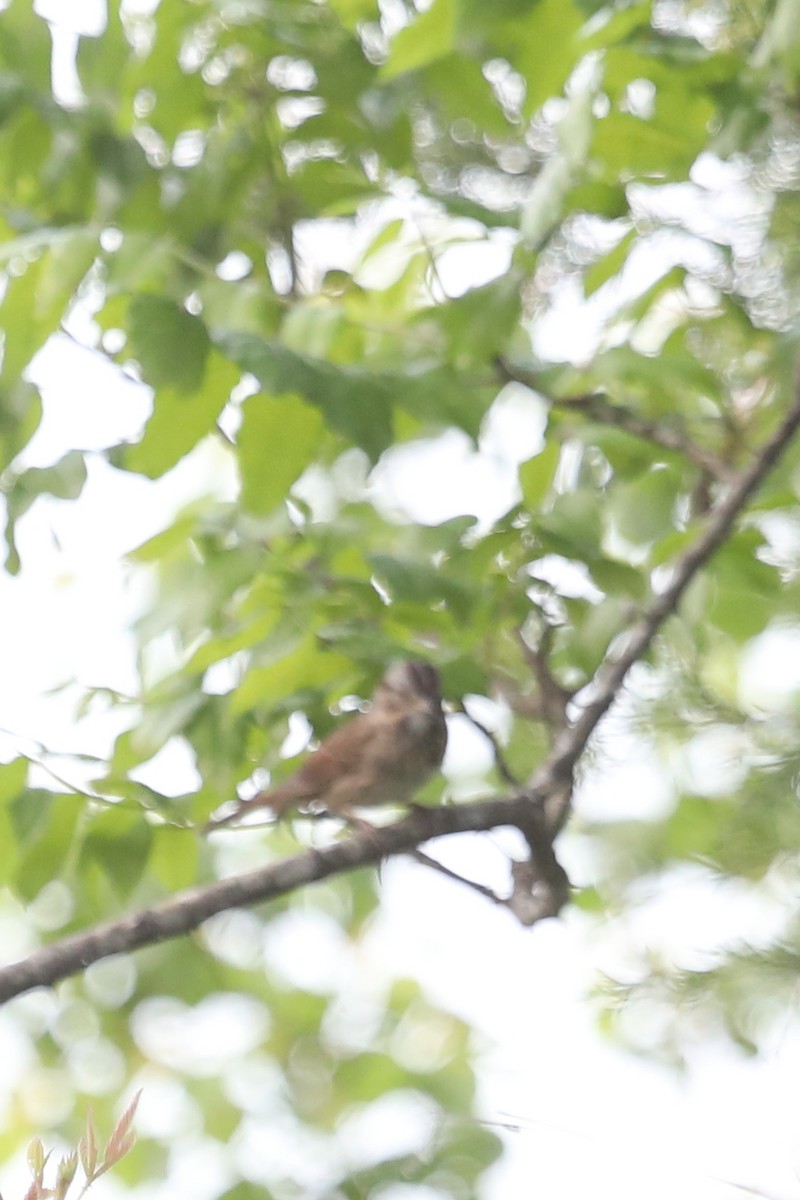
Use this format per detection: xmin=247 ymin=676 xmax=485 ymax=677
xmin=291 ymin=711 xmax=375 ymax=795
xmin=204 ymin=711 xmax=376 ymax=828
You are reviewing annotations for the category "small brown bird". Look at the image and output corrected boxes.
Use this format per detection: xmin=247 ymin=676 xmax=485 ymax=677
xmin=205 ymin=660 xmax=447 ymax=829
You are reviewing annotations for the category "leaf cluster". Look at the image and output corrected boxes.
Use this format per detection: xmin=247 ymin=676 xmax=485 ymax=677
xmin=16 ymin=1094 xmax=138 ymax=1200
xmin=2 ymin=0 xmax=800 ymax=1191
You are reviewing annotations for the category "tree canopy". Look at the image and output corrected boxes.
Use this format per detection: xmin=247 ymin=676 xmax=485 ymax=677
xmin=2 ymin=0 xmax=800 ymax=1194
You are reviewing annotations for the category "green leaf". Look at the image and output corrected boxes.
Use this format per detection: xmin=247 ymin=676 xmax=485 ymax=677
xmin=382 ymin=0 xmax=456 ymax=78
xmin=519 ymin=439 xmax=560 ymax=510
xmin=584 ymin=227 xmax=635 ymax=295
xmin=0 ymin=758 xmax=27 ymax=807
xmin=438 ymin=270 xmax=524 ymax=367
xmin=15 ymin=794 xmax=83 ymax=901
xmin=75 ymin=2 xmax=130 ymax=95
xmin=150 ymin=825 xmax=200 ymax=890
xmin=706 ymin=535 xmax=780 ymax=641
xmin=593 ymin=105 xmax=713 ymax=178
xmin=0 ymin=257 xmax=47 ymax=385
xmin=0 ymin=229 xmax=97 ymax=384
xmin=104 ymin=234 xmax=177 ymax=295
xmin=607 ymin=467 xmax=680 ymax=550
xmin=8 ymin=449 xmax=87 ymax=505
xmin=125 ymin=351 xmax=238 ymax=477
xmin=569 ymin=595 xmax=632 ymax=674
xmin=327 ymin=0 xmax=378 ymax=30
xmin=538 ymin=490 xmax=603 ymax=560
xmin=239 ymin=392 xmax=326 ymax=515
xmin=81 ymin=808 xmax=153 ymax=898
xmin=127 ymin=295 xmax=210 ymax=393
xmin=369 ymin=553 xmax=477 ymax=620
xmin=5 ymin=450 xmax=88 ymax=571
xmin=581 ymin=1 xmax=651 ymax=50
xmin=215 ymin=330 xmax=394 ymax=461
xmin=334 ymin=1052 xmax=407 ymax=1100
xmin=0 ymin=0 xmax=52 ymax=89
xmin=231 ymin=639 xmax=351 ymax=716
xmin=512 ymin=0 xmax=584 ymax=116
xmin=35 ymin=228 xmax=99 ymax=326
xmin=0 ymin=759 xmax=26 ymax=878
xmin=0 ymin=379 xmax=42 ymax=473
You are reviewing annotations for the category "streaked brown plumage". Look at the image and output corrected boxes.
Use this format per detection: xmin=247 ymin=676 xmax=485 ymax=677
xmin=205 ymin=660 xmax=447 ymax=829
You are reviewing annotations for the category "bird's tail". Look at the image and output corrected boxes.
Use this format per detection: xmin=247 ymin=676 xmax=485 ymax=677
xmin=202 ymin=780 xmax=300 ymax=833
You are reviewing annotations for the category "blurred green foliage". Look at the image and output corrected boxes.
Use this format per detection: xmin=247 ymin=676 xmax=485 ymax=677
xmin=2 ymin=0 xmax=800 ymax=1189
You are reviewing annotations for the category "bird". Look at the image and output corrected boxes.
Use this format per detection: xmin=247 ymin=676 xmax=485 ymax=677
xmin=204 ymin=660 xmax=447 ymax=830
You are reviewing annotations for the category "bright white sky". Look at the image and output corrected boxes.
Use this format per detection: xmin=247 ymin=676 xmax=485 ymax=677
xmin=2 ymin=3 xmax=799 ymax=1200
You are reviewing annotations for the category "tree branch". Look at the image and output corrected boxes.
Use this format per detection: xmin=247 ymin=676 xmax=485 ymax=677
xmin=498 ymin=359 xmax=735 ymax=482
xmin=0 ymin=798 xmax=538 ymax=1004
xmin=1 ymin=385 xmax=798 ymax=1006
xmin=531 ymin=385 xmax=800 ymax=832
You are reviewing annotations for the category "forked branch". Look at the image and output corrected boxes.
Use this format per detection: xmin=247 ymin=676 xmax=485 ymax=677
xmin=497 ymin=358 xmax=736 ymax=483
xmin=0 ymin=383 xmax=798 ymax=1004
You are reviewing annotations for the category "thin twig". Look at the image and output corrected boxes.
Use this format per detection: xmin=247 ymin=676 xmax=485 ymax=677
xmin=413 ymin=215 xmax=451 ymax=304
xmin=497 ymin=359 xmax=735 ymax=482
xmin=514 ymin=625 xmax=573 ymax=729
xmin=456 ymin=701 xmax=520 ymax=787
xmin=558 ymin=393 xmax=734 ymax=482
xmin=409 ymin=848 xmax=505 ymax=905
